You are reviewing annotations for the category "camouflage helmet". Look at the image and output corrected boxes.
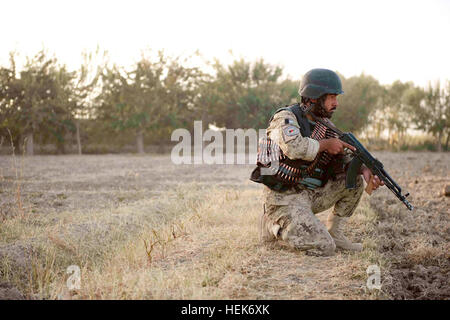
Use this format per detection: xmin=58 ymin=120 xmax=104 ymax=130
xmin=298 ymin=68 xmax=344 ymax=99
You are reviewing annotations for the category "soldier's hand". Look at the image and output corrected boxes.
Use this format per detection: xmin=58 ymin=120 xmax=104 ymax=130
xmin=319 ymin=138 xmax=355 ymax=155
xmin=362 ymin=167 xmax=385 ymax=191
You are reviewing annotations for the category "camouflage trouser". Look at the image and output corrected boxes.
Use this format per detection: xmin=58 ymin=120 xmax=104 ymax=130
xmin=260 ymin=173 xmax=364 ymax=255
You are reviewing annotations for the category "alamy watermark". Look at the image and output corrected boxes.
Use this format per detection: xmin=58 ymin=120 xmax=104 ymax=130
xmin=366 ymin=264 xmax=382 ymax=290
xmin=66 ymin=265 xmax=81 ymax=291
xmin=171 ymin=121 xmax=266 ymax=165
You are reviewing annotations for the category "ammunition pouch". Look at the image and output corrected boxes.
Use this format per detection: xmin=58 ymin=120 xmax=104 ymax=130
xmin=250 ymin=103 xmax=343 ymax=192
xmin=250 ymin=163 xmax=326 ymax=192
xmin=250 ymin=166 xmax=293 ymax=192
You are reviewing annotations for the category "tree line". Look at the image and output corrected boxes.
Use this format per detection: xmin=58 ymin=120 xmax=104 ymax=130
xmin=0 ymin=49 xmax=449 ymax=154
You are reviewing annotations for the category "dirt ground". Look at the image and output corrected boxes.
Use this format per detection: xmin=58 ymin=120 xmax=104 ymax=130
xmin=367 ymin=153 xmax=449 ymax=299
xmin=0 ymin=152 xmax=448 ymax=299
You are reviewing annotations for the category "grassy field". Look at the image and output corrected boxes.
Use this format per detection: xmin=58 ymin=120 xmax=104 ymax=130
xmin=0 ymin=152 xmax=448 ymax=299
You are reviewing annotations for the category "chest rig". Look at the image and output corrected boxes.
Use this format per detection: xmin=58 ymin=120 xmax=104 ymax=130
xmin=250 ymin=103 xmax=345 ymax=191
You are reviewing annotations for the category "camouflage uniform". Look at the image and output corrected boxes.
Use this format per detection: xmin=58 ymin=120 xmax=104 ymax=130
xmin=259 ymin=110 xmax=364 ymax=255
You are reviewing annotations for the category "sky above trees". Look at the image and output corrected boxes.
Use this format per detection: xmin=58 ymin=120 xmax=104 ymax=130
xmin=1 ymin=0 xmax=449 ymax=88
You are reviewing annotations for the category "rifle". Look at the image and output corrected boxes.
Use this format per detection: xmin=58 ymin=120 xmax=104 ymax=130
xmin=306 ymin=109 xmax=413 ymax=211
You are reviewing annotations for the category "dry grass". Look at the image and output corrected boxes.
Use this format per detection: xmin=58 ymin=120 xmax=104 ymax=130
xmin=1 ymin=151 xmax=446 ymax=300
xmin=55 ymin=189 xmax=386 ymax=300
xmin=0 ymin=181 xmax=385 ymax=299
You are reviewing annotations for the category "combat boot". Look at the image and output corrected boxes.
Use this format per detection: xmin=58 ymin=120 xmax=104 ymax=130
xmin=326 ymin=213 xmax=363 ymax=252
xmin=259 ymin=213 xmax=278 ymax=242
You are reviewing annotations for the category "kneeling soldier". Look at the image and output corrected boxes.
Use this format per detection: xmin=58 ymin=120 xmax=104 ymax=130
xmin=251 ymin=68 xmax=383 ymax=256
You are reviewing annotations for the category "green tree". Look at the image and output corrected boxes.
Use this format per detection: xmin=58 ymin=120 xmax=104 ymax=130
xmin=96 ymin=52 xmax=203 ymax=153
xmin=370 ymin=81 xmax=415 ymax=145
xmin=0 ymin=52 xmax=22 ymax=148
xmin=405 ymin=80 xmax=450 ymax=151
xmin=160 ymin=55 xmax=205 ymax=142
xmin=333 ymin=73 xmax=383 ymax=133
xmin=0 ymin=50 xmax=75 ymax=155
xmin=70 ymin=49 xmax=104 ymax=154
xmin=200 ymin=58 xmax=293 ymax=130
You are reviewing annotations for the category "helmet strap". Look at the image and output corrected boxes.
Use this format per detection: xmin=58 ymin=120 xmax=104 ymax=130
xmin=300 ymin=101 xmax=314 ymax=114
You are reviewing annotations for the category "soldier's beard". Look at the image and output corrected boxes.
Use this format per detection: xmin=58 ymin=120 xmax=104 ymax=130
xmin=311 ymin=102 xmax=333 ymax=119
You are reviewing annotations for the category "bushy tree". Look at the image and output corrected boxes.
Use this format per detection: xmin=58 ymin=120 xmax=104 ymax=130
xmin=70 ymin=49 xmax=104 ymax=154
xmin=333 ymin=73 xmax=383 ymax=133
xmin=95 ymin=52 xmax=204 ymax=153
xmin=199 ymin=58 xmax=295 ymax=130
xmin=0 ymin=50 xmax=75 ymax=154
xmin=405 ymin=80 xmax=450 ymax=151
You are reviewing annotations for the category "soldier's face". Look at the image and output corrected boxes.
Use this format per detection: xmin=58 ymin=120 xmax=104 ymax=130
xmin=310 ymin=94 xmax=339 ymax=118
xmin=323 ymin=94 xmax=339 ymax=114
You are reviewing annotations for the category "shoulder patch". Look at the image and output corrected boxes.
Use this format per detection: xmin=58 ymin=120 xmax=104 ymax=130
xmin=283 ymin=125 xmax=300 ymax=137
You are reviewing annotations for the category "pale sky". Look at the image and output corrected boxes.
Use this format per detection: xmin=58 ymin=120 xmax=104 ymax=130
xmin=1 ymin=0 xmax=449 ymax=87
